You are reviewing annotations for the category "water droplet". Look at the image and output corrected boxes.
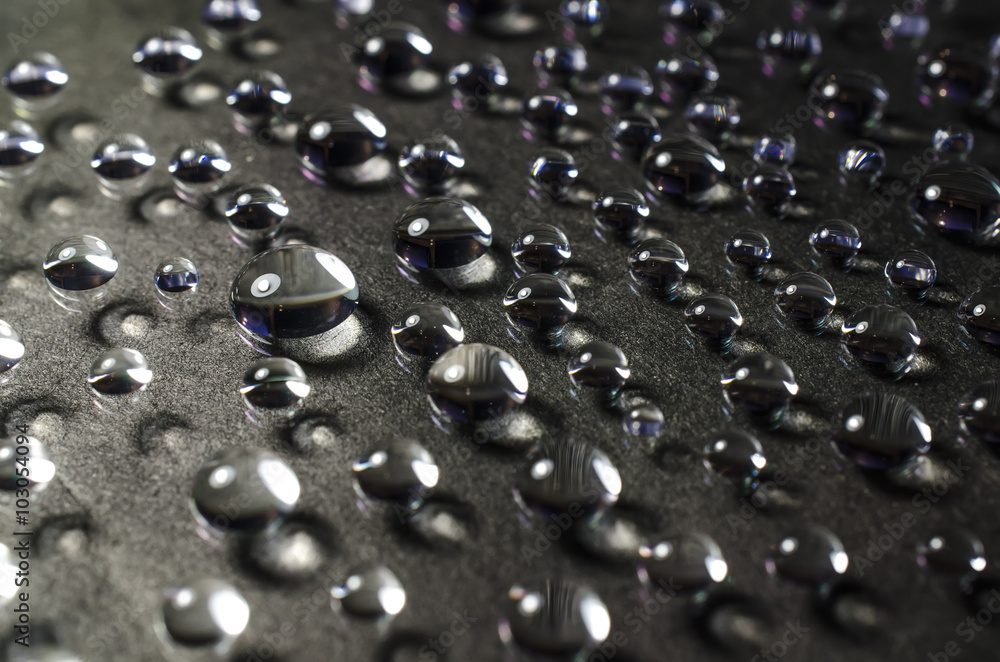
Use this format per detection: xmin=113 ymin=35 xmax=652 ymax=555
xmin=447 ymin=53 xmax=509 ymax=110
xmin=960 ymin=286 xmax=1000 ymax=344
xmin=332 ymin=565 xmax=407 ymax=618
xmin=528 ymin=148 xmax=579 ymax=199
xmin=445 ymin=0 xmax=520 ymax=35
xmin=959 ymin=379 xmax=1000 ymax=444
xmin=932 ymin=123 xmax=973 ymax=161
xmin=724 ymin=229 xmax=772 ymax=277
xmin=133 ymin=27 xmax=203 ymax=92
xmin=568 ymin=341 xmax=630 ymax=394
xmin=809 ymin=69 xmax=889 ymax=130
xmin=391 ymin=303 xmax=464 ymax=358
xmin=831 ymin=392 xmax=931 ymax=469
xmin=684 ymin=94 xmax=740 ymax=142
xmin=168 ymin=139 xmax=232 ymax=200
xmin=841 ymin=304 xmax=920 ymax=371
xmin=885 ymin=249 xmax=936 ymax=296
xmin=154 ymin=257 xmax=199 ymax=308
xmin=230 ymin=245 xmax=359 ymax=339
xmin=916 ymin=528 xmax=986 ymax=576
xmin=880 ymin=6 xmax=929 ymax=48
xmin=295 ymin=105 xmax=389 ymax=187
xmin=610 ymin=111 xmax=662 ymax=162
xmin=655 ymin=52 xmax=718 ymax=104
xmin=599 ymin=66 xmax=654 ymax=114
xmin=225 ymin=183 xmax=289 ymax=242
xmin=353 ymin=438 xmax=438 ymax=506
xmin=766 ymin=524 xmax=848 ymax=584
xmin=87 ymin=348 xmax=152 ymax=396
xmin=90 ymin=134 xmax=156 ymax=198
xmin=910 ymin=163 xmax=1000 ymax=244
xmin=774 ymin=272 xmax=836 ymax=325
xmin=247 ymin=520 xmax=328 ymax=581
xmin=917 ymin=46 xmax=997 ymax=107
xmin=427 ymin=344 xmax=528 ymax=423
xmin=504 ymin=274 xmax=577 ymax=331
xmin=558 ymin=0 xmax=609 ymax=41
xmin=499 ymin=579 xmax=610 ymax=656
xmin=398 ymin=134 xmax=465 ymax=195
xmin=159 ymin=579 xmax=249 ymax=651
xmin=758 ymin=25 xmax=822 ymax=75
xmin=752 ymin=133 xmax=797 ymax=166
xmin=592 ymin=188 xmax=649 ymax=242
xmin=703 ymin=428 xmax=766 ymax=489
xmin=623 ymin=403 xmax=665 ymax=437
xmin=642 ymin=133 xmax=726 ymax=205
xmin=520 ymin=87 xmax=579 ymax=143
xmin=809 ymin=219 xmax=862 ymax=267
xmin=225 ymin=70 xmax=291 ymax=134
xmin=192 ymin=447 xmax=300 ymax=533
xmin=512 ymin=224 xmax=571 ymax=275
xmin=202 ymin=0 xmax=262 ymax=41
xmin=662 ymin=0 xmax=725 ymax=46
xmin=838 ymin=140 xmax=885 ymax=187
xmin=0 ymin=436 xmax=54 ymax=494
xmin=721 ymin=353 xmax=798 ymax=421
xmin=533 ymin=39 xmax=588 ymax=88
xmin=0 ymin=320 xmax=25 ymax=381
xmin=638 ymin=532 xmax=728 ymax=591
xmin=0 ymin=120 xmax=44 ymax=178
xmin=684 ymin=294 xmax=743 ymax=344
xmin=1 ymin=52 xmax=68 ymax=110
xmin=240 ymin=357 xmax=310 ymax=426
xmin=356 ymin=24 xmax=439 ymax=96
xmin=628 ymin=238 xmax=689 ymax=295
xmin=393 ymin=197 xmax=492 ymax=270
xmin=743 ymin=165 xmax=797 ymax=216
xmin=43 ymin=235 xmax=118 ymax=311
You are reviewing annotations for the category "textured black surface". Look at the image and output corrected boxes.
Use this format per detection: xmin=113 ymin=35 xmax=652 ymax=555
xmin=3 ymin=0 xmax=1000 ymax=660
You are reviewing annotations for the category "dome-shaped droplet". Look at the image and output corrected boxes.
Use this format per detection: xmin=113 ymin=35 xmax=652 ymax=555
xmin=133 ymin=27 xmax=203 ymax=81
xmin=392 ymin=197 xmax=492 ymax=270
xmin=201 ymin=0 xmax=262 ymax=36
xmin=932 ymin=123 xmax=973 ymax=161
xmin=504 ymin=274 xmax=577 ymax=331
xmin=568 ymin=341 xmax=630 ymax=392
xmin=447 ymin=53 xmax=508 ymax=109
xmin=332 ymin=565 xmax=407 ymax=619
xmin=511 ymin=224 xmax=571 ymax=274
xmin=622 ymin=403 xmax=665 ymax=437
xmin=155 ymin=257 xmax=199 ymax=307
xmin=703 ymin=428 xmax=766 ymax=488
xmin=1 ymin=52 xmax=68 ymax=109
xmin=917 ymin=46 xmax=997 ymax=107
xmin=685 ymin=94 xmax=740 ymax=142
xmin=0 ymin=435 xmax=54 ymax=493
xmin=0 ymin=320 xmax=24 ymax=380
xmin=724 ymin=229 xmax=772 ymax=277
xmin=743 ymin=165 xmax=796 ymax=216
xmin=90 ymin=134 xmax=156 ymax=196
xmin=642 ymin=133 xmax=726 ymax=204
xmin=0 ymin=120 xmax=44 ymax=178
xmin=810 ymin=219 xmax=862 ymax=267
xmin=353 ymin=438 xmax=438 ymax=505
xmin=959 ymin=286 xmax=1000 ymax=345
xmin=628 ymin=238 xmax=689 ymax=294
xmin=426 ymin=343 xmax=528 ymax=422
xmin=168 ymin=139 xmax=231 ymax=199
xmin=229 ymin=245 xmax=359 ymax=339
xmin=655 ymin=52 xmax=718 ymax=103
xmin=240 ymin=357 xmax=310 ymax=423
xmin=391 ymin=302 xmax=464 ymax=358
xmin=880 ymin=6 xmax=929 ymax=48
xmin=533 ymin=39 xmax=588 ymax=88
xmin=226 ymin=70 xmax=291 ymax=133
xmin=840 ymin=304 xmax=920 ymax=371
xmin=593 ymin=188 xmax=649 ymax=241
xmin=44 ymin=235 xmax=118 ymax=306
xmin=831 ymin=392 xmax=932 ymax=469
xmin=809 ymin=69 xmax=889 ymax=130
xmin=638 ymin=532 xmax=728 ymax=591
xmin=758 ymin=25 xmax=822 ymax=74
xmin=958 ymin=379 xmax=1000 ymax=444
xmin=599 ymin=66 xmax=654 ymax=114
xmin=558 ymin=0 xmax=609 ymax=40
xmin=916 ymin=528 xmax=986 ymax=576
xmin=766 ymin=524 xmax=849 ymax=584
xmin=774 ymin=272 xmax=836 ymax=323
xmin=192 ymin=447 xmax=300 ymax=532
xmin=514 ymin=441 xmax=621 ymax=519
xmin=225 ymin=183 xmax=289 ymax=241
xmin=521 ymin=87 xmax=579 ymax=142
xmin=611 ymin=111 xmax=662 ymax=162
xmin=752 ymin=133 xmax=797 ymax=165
xmin=160 ymin=579 xmax=249 ymax=650
xmin=499 ymin=579 xmax=610 ymax=657
xmin=721 ymin=353 xmax=798 ymax=418
xmin=295 ymin=105 xmax=389 ymax=187
xmin=528 ymin=148 xmax=579 ymax=199
xmin=398 ymin=134 xmax=465 ymax=195
xmin=662 ymin=0 xmax=724 ymax=45
xmin=885 ymin=249 xmax=936 ymax=296
xmin=909 ymin=163 xmax=1000 ymax=244
xmin=838 ymin=140 xmax=885 ymax=187
xmin=87 ymin=348 xmax=152 ymax=395
xmin=356 ymin=24 xmax=437 ymax=96
xmin=684 ymin=294 xmax=743 ymax=343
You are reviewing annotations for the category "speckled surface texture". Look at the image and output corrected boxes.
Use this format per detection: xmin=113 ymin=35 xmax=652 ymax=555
xmin=3 ymin=0 xmax=1000 ymax=660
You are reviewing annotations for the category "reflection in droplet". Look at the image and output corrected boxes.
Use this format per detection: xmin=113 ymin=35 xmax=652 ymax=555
xmin=831 ymin=392 xmax=931 ymax=470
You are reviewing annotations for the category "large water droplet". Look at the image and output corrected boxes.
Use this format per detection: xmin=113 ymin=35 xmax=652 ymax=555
xmin=159 ymin=579 xmax=249 ymax=651
xmin=504 ymin=274 xmax=577 ymax=331
xmin=133 ymin=28 xmax=203 ymax=91
xmin=593 ymin=188 xmax=649 ymax=241
xmin=724 ymin=229 xmax=772 ymax=278
xmin=655 ymin=52 xmax=718 ymax=104
xmin=392 ymin=197 xmax=492 ymax=270
xmin=0 ymin=320 xmax=25 ymax=381
xmin=391 ymin=302 xmax=464 ymax=358
xmin=499 ymin=579 xmax=610 ymax=656
xmin=917 ymin=46 xmax=997 ymax=107
xmin=809 ymin=219 xmax=862 ymax=268
xmin=0 ymin=120 xmax=44 ymax=178
xmin=721 ymin=353 xmax=798 ymax=421
xmin=743 ymin=165 xmax=797 ymax=216
xmin=332 ymin=565 xmax=407 ymax=618
xmin=226 ymin=70 xmax=291 ymax=134
xmin=809 ymin=69 xmax=889 ymax=131
xmin=884 ymin=249 xmax=936 ymax=297
xmin=90 ymin=134 xmax=156 ymax=198
xmin=514 ymin=441 xmax=621 ymax=521
xmin=642 ymin=133 xmax=726 ymax=205
xmin=766 ymin=524 xmax=849 ymax=584
xmin=909 ymin=163 xmax=1000 ymax=244
xmin=959 ymin=286 xmax=1000 ymax=345
xmin=353 ymin=438 xmax=438 ymax=506
xmin=568 ymin=341 xmax=630 ymax=394
xmin=88 ymin=348 xmax=152 ymax=396
xmin=684 ymin=294 xmax=743 ymax=344
xmin=628 ymin=238 xmax=689 ymax=295
xmin=1 ymin=52 xmax=68 ymax=110
xmin=225 ymin=183 xmax=289 ymax=242
xmin=356 ymin=24 xmax=439 ymax=96
xmin=426 ymin=343 xmax=528 ymax=423
xmin=533 ymin=39 xmax=589 ymax=88
xmin=703 ymin=428 xmax=766 ymax=489
xmin=512 ymin=224 xmax=571 ymax=274
xmin=638 ymin=532 xmax=728 ymax=591
xmin=202 ymin=0 xmax=262 ymax=43
xmin=774 ymin=272 xmax=836 ymax=326
xmin=831 ymin=392 xmax=931 ymax=470
xmin=447 ymin=53 xmax=509 ymax=110
xmin=610 ymin=111 xmax=662 ymax=162
xmin=840 ymin=304 xmax=920 ymax=372
xmin=295 ymin=105 xmax=389 ymax=187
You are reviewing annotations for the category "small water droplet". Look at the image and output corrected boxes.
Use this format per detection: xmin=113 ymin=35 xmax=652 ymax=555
xmin=393 ymin=197 xmax=492 ymax=271
xmin=168 ymin=139 xmax=231 ymax=201
xmin=752 ymin=132 xmax=796 ymax=166
xmin=766 ymin=524 xmax=848 ymax=584
xmin=0 ymin=435 xmax=54 ymax=494
xmin=504 ymin=274 xmax=577 ymax=331
xmin=159 ymin=578 xmax=249 ymax=652
xmin=593 ymin=188 xmax=649 ymax=241
xmin=809 ymin=69 xmax=888 ymax=130
xmin=240 ymin=357 xmax=310 ymax=426
xmin=831 ymin=392 xmax=931 ymax=470
xmin=391 ymin=302 xmax=464 ymax=358
xmin=703 ymin=428 xmax=765 ymax=489
xmin=721 ymin=353 xmax=797 ymax=423
xmin=155 ymin=257 xmax=199 ymax=308
xmin=447 ymin=53 xmax=509 ymax=110
xmin=1 ymin=52 xmax=68 ymax=111
xmin=642 ymin=133 xmax=725 ymax=205
xmin=225 ymin=183 xmax=289 ymax=241
xmin=810 ymin=219 xmax=862 ymax=267
xmin=638 ymin=532 xmax=728 ymax=590
xmin=332 ymin=565 xmax=407 ymax=618
xmin=684 ymin=294 xmax=742 ymax=344
xmin=725 ymin=229 xmax=772 ymax=278
xmin=528 ymin=148 xmax=579 ymax=199
xmin=398 ymin=134 xmax=465 ymax=195
xmin=520 ymin=87 xmax=579 ymax=143
xmin=932 ymin=123 xmax=972 ymax=161
xmin=499 ymin=579 xmax=610 ymax=657
xmin=225 ymin=70 xmax=291 ymax=134
xmin=0 ymin=320 xmax=25 ymax=381
xmin=655 ymin=52 xmax=718 ymax=104
xmin=610 ymin=111 xmax=662 ymax=162
xmin=0 ymin=120 xmax=44 ymax=179
xmin=426 ymin=344 xmax=528 ymax=423
xmin=599 ymin=65 xmax=654 ymax=114
xmin=512 ymin=224 xmax=571 ymax=274
xmin=628 ymin=238 xmax=689 ymax=295
xmin=353 ymin=438 xmax=438 ymax=506
xmin=841 ymin=304 xmax=920 ymax=372
xmin=916 ymin=528 xmax=986 ymax=576
xmin=885 ymin=249 xmax=936 ymax=297
xmin=88 ymin=348 xmax=151 ymax=396
xmin=533 ymin=39 xmax=589 ymax=88
xmin=568 ymin=341 xmax=630 ymax=395
xmin=685 ymin=93 xmax=740 ymax=142
xmin=959 ymin=286 xmax=1000 ymax=344
xmin=743 ymin=165 xmax=796 ymax=216
xmin=295 ymin=105 xmax=389 ymax=187
xmin=758 ymin=25 xmax=822 ymax=75
xmin=959 ymin=379 xmax=1000 ymax=444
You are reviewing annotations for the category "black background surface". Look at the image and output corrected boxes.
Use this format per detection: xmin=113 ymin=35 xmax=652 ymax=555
xmin=2 ymin=0 xmax=1000 ymax=660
